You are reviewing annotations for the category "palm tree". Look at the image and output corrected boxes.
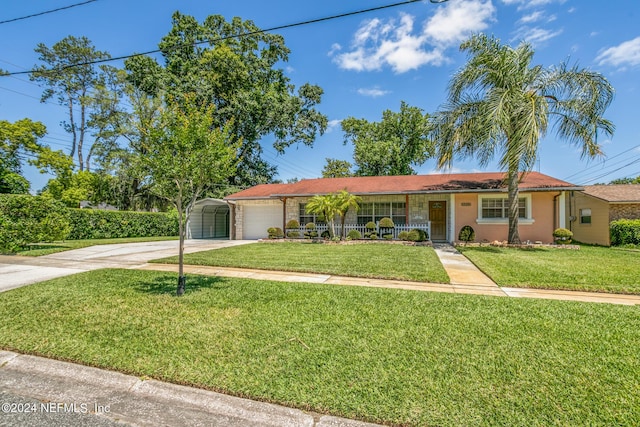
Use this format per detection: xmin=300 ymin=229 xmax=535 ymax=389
xmin=335 ymin=190 xmax=361 ymax=239
xmin=432 ymin=34 xmax=614 ymax=243
xmin=305 ymin=193 xmax=341 ymax=238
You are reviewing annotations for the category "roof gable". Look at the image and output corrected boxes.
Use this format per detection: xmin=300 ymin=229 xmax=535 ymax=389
xmin=225 ymin=172 xmax=580 ymax=200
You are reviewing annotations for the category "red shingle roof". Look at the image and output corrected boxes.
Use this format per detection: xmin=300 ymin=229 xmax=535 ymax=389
xmin=225 ymin=172 xmax=580 ymax=200
xmin=583 ymin=185 xmax=640 ymax=202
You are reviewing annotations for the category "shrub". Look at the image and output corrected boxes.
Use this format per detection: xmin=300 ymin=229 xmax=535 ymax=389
xmin=0 ymin=194 xmax=70 ymax=253
xmin=383 ymin=234 xmax=393 ymax=240
xmin=378 ymin=217 xmax=395 ymax=228
xmin=398 ymin=231 xmax=410 ymax=241
xmin=321 ymin=230 xmax=330 ymax=239
xmin=610 ymin=219 xmax=640 ymax=246
xmin=407 ymin=228 xmax=428 ymax=242
xmin=553 ymin=228 xmax=573 ymax=245
xmin=304 ymin=222 xmax=318 ymax=239
xmin=458 ymin=225 xmax=475 ymax=244
xmin=66 ymin=209 xmax=178 ymax=240
xmin=347 ymin=229 xmax=362 ymax=240
xmin=365 ymin=221 xmax=377 ymax=239
xmin=286 ymin=231 xmax=301 ymax=238
xmin=267 ymin=227 xmax=284 ymax=239
xmin=285 ymin=219 xmax=300 ymax=229
xmin=369 ymin=234 xmax=378 ymax=240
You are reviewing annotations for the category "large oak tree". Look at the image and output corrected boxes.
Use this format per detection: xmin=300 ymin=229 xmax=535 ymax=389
xmin=125 ymin=12 xmax=328 ymax=187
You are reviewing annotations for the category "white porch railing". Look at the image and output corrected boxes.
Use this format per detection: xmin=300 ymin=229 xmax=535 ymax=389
xmin=290 ymin=223 xmax=431 ymax=240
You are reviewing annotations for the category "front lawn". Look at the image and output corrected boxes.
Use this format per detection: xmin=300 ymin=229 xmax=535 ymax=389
xmin=16 ymin=236 xmax=180 ymax=257
xmin=155 ymin=241 xmax=450 ymax=284
xmin=458 ymin=245 xmax=640 ymax=294
xmin=0 ymin=269 xmax=638 ymax=426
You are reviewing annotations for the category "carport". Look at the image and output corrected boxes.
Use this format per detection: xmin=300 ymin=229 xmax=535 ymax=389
xmin=187 ymin=198 xmax=230 ymax=239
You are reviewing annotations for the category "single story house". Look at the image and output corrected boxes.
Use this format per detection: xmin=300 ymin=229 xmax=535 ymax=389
xmin=223 ymin=172 xmax=580 ymax=243
xmin=566 ymin=184 xmax=640 ymax=246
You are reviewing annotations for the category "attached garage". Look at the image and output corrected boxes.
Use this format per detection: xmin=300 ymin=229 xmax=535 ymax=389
xmin=188 ymin=199 xmax=230 ymax=239
xmin=241 ymin=203 xmax=283 ymax=240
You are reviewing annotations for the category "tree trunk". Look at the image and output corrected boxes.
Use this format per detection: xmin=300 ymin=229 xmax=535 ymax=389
xmin=176 ymin=196 xmax=185 ymax=296
xmin=67 ymin=94 xmax=77 ymax=160
xmin=507 ymin=167 xmax=521 ymax=244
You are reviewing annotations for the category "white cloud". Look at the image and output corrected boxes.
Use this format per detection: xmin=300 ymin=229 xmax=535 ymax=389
xmin=326 ymin=119 xmax=343 ymax=133
xmin=501 ymin=0 xmax=566 ymax=9
xmin=519 ymin=11 xmax=544 ymax=23
xmin=330 ymin=0 xmax=495 ymax=73
xmin=513 ymin=26 xmax=563 ymax=45
xmin=596 ymin=37 xmax=640 ymax=69
xmin=357 ymin=87 xmax=391 ymax=97
xmin=423 ymin=0 xmax=496 ymax=46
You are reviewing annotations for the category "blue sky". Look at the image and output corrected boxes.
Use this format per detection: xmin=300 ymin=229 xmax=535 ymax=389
xmin=1 ymin=0 xmax=640 ymax=192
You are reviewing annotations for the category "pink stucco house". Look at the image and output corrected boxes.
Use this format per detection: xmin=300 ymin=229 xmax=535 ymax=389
xmin=223 ymin=172 xmax=580 ymax=243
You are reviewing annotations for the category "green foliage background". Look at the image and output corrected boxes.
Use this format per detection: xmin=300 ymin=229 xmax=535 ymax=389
xmin=610 ymin=219 xmax=640 ymax=246
xmin=66 ymin=209 xmax=178 ymax=240
xmin=0 ymin=194 xmax=70 ymax=252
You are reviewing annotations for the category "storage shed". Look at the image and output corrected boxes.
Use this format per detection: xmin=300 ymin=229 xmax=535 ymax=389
xmin=187 ymin=198 xmax=230 ymax=239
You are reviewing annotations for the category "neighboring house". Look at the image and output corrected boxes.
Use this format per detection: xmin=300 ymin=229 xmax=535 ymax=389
xmin=224 ymin=172 xmax=580 ymax=243
xmin=566 ymin=184 xmax=640 ymax=246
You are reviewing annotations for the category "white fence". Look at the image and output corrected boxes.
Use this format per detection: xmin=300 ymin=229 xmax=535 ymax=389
xmin=290 ymin=223 xmax=431 ymax=240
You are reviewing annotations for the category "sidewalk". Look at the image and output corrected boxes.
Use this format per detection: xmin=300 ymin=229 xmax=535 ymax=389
xmin=140 ymin=244 xmax=640 ymax=306
xmin=0 ymin=351 xmax=381 ymax=427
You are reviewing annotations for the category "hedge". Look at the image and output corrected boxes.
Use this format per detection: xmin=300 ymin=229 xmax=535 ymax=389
xmin=0 ymin=194 xmax=70 ymax=253
xmin=610 ymin=219 xmax=640 ymax=246
xmin=66 ymin=209 xmax=178 ymax=240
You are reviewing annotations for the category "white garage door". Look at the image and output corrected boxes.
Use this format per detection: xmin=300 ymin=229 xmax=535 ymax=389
xmin=243 ymin=204 xmax=283 ymax=239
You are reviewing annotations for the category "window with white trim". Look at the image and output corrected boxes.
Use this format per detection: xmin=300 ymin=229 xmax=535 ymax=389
xmin=477 ymin=194 xmax=533 ymax=223
xmin=580 ymin=208 xmax=592 ymax=224
xmin=481 ymin=197 xmax=527 ymax=219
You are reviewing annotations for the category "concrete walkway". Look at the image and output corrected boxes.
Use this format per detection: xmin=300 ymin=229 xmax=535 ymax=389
xmin=0 ymin=239 xmax=254 ymax=293
xmin=141 ymin=244 xmax=640 ymax=306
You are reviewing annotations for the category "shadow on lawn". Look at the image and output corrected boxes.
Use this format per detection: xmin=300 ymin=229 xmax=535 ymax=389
xmin=134 ymin=274 xmax=228 ymax=295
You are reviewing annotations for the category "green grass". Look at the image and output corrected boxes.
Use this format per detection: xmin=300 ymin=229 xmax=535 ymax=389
xmin=458 ymin=245 xmax=640 ymax=294
xmin=1 ymin=269 xmax=638 ymax=426
xmin=155 ymin=241 xmax=450 ymax=283
xmin=16 ymin=236 xmax=179 ymax=257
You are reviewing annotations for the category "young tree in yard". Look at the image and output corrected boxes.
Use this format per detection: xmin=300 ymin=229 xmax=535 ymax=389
xmin=142 ymin=96 xmax=239 ymax=295
xmin=342 ymin=101 xmax=433 ymax=176
xmin=336 ymin=190 xmax=361 ymax=240
xmin=432 ymin=34 xmax=614 ymax=244
xmin=305 ymin=193 xmax=341 ymax=239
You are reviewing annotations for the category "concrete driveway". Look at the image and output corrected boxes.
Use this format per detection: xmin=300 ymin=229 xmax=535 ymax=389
xmin=0 ymin=239 xmax=254 ymax=293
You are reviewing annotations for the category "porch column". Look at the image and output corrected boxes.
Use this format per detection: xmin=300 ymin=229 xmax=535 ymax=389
xmin=449 ymin=194 xmax=456 ymax=243
xmin=558 ymin=192 xmax=566 ymax=229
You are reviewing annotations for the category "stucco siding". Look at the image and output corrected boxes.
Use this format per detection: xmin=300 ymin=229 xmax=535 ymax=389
xmin=454 ymin=192 xmax=557 ymax=243
xmin=568 ymin=192 xmax=611 ymax=246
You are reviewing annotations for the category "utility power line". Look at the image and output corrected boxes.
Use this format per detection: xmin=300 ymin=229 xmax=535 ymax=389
xmin=0 ymin=1 xmax=98 ymax=25
xmin=0 ymin=0 xmax=447 ymax=77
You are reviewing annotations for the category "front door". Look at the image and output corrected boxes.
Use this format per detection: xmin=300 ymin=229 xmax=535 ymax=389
xmin=429 ymin=201 xmax=447 ymax=241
